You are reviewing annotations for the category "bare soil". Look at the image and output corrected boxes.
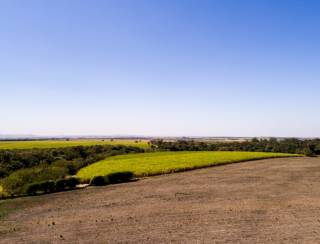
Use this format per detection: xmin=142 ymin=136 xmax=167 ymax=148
xmin=1 ymin=157 xmax=320 ymax=243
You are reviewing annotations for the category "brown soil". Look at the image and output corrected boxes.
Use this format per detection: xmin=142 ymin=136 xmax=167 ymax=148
xmin=1 ymin=157 xmax=320 ymax=243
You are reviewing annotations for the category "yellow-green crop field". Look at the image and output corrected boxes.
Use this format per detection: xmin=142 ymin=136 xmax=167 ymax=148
xmin=0 ymin=139 xmax=150 ymax=150
xmin=77 ymin=151 xmax=298 ymax=180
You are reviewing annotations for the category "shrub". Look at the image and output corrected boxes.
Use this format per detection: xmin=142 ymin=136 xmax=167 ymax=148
xmin=37 ymin=166 xmax=69 ymax=181
xmin=90 ymin=176 xmax=109 ymax=186
xmin=2 ymin=168 xmax=40 ymax=194
xmin=0 ymin=191 xmax=9 ymax=199
xmin=107 ymin=171 xmax=134 ymax=184
xmin=304 ymin=147 xmax=316 ymax=157
xmin=39 ymin=180 xmax=55 ymax=193
xmin=55 ymin=179 xmax=67 ymax=191
xmin=52 ymin=159 xmax=83 ymax=175
xmin=24 ymin=180 xmax=55 ymax=195
xmin=55 ymin=177 xmax=80 ymax=191
xmin=65 ymin=177 xmax=80 ymax=188
xmin=25 ymin=182 xmax=41 ymax=195
xmin=1 ymin=166 xmax=68 ymax=194
xmin=89 ymin=172 xmax=134 ymax=186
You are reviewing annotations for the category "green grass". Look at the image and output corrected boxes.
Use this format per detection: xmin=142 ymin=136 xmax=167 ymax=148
xmin=77 ymin=151 xmax=297 ymax=180
xmin=0 ymin=139 xmax=150 ymax=150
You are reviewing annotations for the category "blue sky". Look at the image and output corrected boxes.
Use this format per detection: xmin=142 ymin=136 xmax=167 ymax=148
xmin=1 ymin=0 xmax=320 ymax=137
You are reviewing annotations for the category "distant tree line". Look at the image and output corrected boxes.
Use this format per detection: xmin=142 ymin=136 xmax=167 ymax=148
xmin=150 ymin=138 xmax=320 ymax=156
xmin=0 ymin=145 xmax=144 ymax=196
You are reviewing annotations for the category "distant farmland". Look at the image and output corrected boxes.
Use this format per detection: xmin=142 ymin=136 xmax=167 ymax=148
xmin=77 ymin=151 xmax=297 ymax=180
xmin=0 ymin=139 xmax=150 ymax=150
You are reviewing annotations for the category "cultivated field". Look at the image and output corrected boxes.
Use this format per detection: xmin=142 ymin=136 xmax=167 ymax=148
xmin=0 ymin=139 xmax=149 ymax=150
xmin=1 ymin=157 xmax=320 ymax=243
xmin=77 ymin=151 xmax=295 ymax=180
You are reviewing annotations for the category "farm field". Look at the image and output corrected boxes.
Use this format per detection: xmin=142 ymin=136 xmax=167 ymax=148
xmin=0 ymin=139 xmax=150 ymax=150
xmin=77 ymin=151 xmax=296 ymax=180
xmin=1 ymin=157 xmax=320 ymax=243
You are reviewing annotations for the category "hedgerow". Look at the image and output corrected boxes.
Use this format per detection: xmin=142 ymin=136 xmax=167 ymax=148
xmin=24 ymin=177 xmax=81 ymax=195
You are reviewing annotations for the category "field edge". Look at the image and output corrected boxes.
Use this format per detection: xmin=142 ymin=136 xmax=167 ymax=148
xmin=77 ymin=151 xmax=300 ymax=181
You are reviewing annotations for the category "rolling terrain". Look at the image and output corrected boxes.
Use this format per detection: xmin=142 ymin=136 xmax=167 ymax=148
xmin=1 ymin=157 xmax=320 ymax=243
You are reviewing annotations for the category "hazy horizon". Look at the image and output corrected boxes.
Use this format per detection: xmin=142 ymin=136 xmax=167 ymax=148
xmin=2 ymin=0 xmax=320 ymax=137
xmin=2 ymin=132 xmax=319 ymax=139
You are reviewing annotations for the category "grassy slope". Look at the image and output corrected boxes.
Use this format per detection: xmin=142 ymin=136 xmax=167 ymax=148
xmin=77 ymin=151 xmax=297 ymax=180
xmin=0 ymin=139 xmax=149 ymax=150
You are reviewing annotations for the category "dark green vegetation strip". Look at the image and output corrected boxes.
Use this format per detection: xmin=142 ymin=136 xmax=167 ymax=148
xmin=151 ymin=138 xmax=320 ymax=156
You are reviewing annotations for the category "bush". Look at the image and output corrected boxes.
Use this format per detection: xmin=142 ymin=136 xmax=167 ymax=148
xmin=65 ymin=177 xmax=80 ymax=188
xmin=304 ymin=147 xmax=316 ymax=157
xmin=90 ymin=176 xmax=109 ymax=186
xmin=2 ymin=168 xmax=40 ymax=194
xmin=39 ymin=180 xmax=55 ymax=193
xmin=0 ymin=191 xmax=9 ymax=199
xmin=107 ymin=171 xmax=134 ymax=184
xmin=89 ymin=172 xmax=134 ymax=187
xmin=52 ymin=160 xmax=82 ymax=175
xmin=55 ymin=179 xmax=67 ymax=191
xmin=1 ymin=166 xmax=68 ymax=194
xmin=55 ymin=177 xmax=80 ymax=191
xmin=38 ymin=166 xmax=69 ymax=181
xmin=25 ymin=182 xmax=41 ymax=195
xmin=24 ymin=180 xmax=55 ymax=195
xmin=25 ymin=178 xmax=80 ymax=195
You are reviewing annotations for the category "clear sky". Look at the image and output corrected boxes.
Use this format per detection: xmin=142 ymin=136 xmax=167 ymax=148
xmin=1 ymin=0 xmax=320 ymax=137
